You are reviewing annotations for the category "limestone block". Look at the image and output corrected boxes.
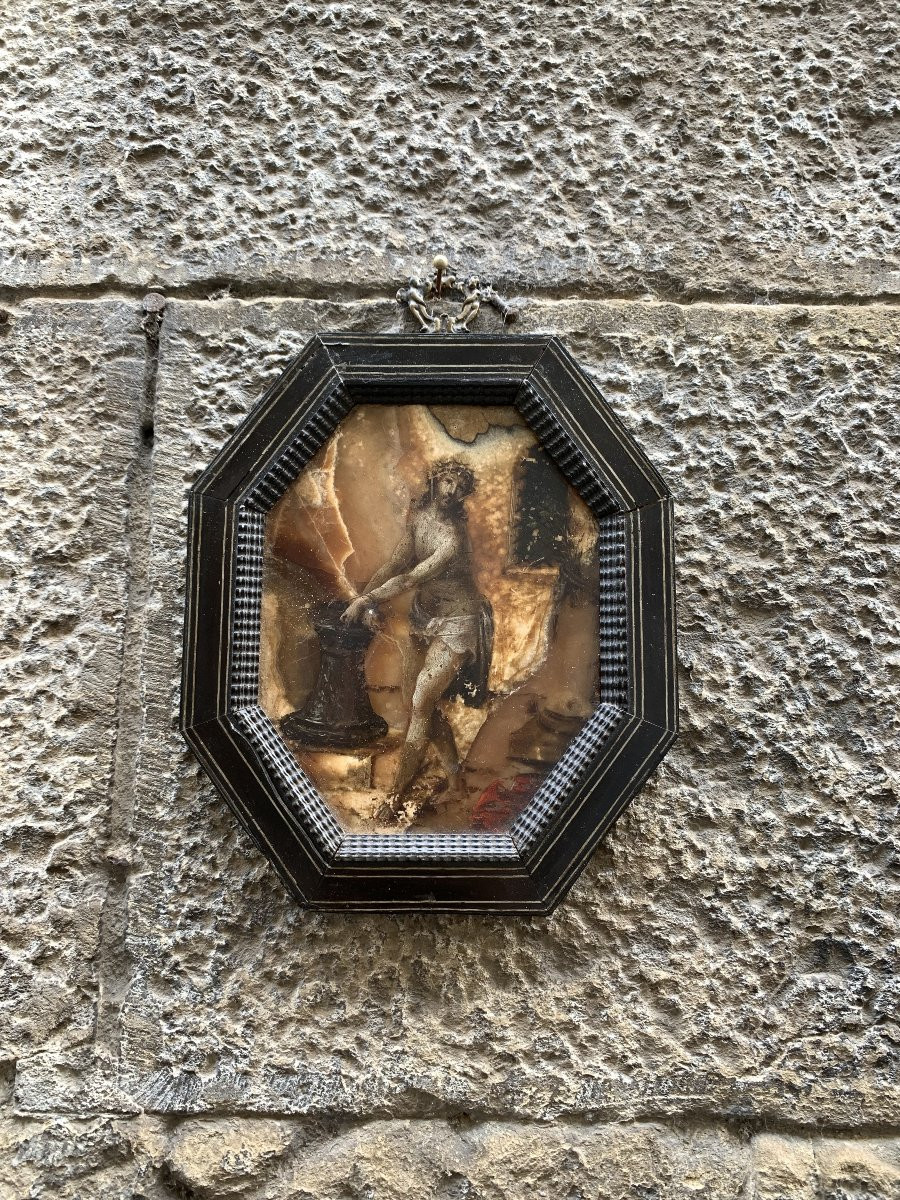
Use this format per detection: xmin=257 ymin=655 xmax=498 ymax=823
xmin=3 ymin=1115 xmax=900 ymax=1200
xmin=0 ymin=303 xmax=145 ymax=1073
xmin=2 ymin=2 xmax=898 ymax=299
xmin=751 ymin=1135 xmax=900 ymax=1200
xmin=0 ymin=1115 xmax=747 ymax=1199
xmin=82 ymin=297 xmax=900 ymax=1128
xmin=163 ymin=1119 xmax=294 ymax=1199
xmin=0 ymin=1116 xmax=747 ymax=1199
xmin=750 ymin=1135 xmax=817 ymax=1200
xmin=275 ymin=1119 xmax=748 ymax=1200
xmin=815 ymin=1140 xmax=900 ymax=1200
xmin=0 ymin=1115 xmax=164 ymax=1200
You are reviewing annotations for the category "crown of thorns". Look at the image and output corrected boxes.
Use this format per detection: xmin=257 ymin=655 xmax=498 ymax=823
xmin=427 ymin=458 xmax=476 ymax=497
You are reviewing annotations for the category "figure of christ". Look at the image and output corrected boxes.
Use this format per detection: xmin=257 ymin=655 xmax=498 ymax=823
xmin=342 ymin=459 xmax=494 ymax=822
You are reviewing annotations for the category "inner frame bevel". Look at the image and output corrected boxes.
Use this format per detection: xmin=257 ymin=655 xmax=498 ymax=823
xmin=229 ymin=379 xmax=631 ymax=865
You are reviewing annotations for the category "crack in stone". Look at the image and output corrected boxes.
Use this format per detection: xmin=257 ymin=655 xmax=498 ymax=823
xmin=94 ymin=296 xmax=165 ymax=1061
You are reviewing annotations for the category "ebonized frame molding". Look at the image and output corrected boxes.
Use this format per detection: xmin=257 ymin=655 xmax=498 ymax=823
xmin=182 ymin=334 xmax=677 ymax=913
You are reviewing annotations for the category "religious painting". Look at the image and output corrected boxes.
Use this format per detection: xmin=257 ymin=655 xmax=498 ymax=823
xmin=183 ymin=331 xmax=677 ymax=910
xmin=259 ymin=404 xmax=603 ymax=834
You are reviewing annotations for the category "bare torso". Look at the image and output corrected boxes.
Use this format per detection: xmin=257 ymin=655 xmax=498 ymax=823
xmin=410 ymin=505 xmax=483 ymax=618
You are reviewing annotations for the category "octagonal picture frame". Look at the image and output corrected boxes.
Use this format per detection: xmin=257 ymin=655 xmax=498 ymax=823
xmin=181 ymin=333 xmax=677 ymax=913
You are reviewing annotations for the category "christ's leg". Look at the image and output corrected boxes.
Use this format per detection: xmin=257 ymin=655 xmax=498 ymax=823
xmin=389 ymin=638 xmax=464 ymax=807
xmin=430 ymin=709 xmax=469 ymax=797
xmin=400 ymin=633 xmax=426 ymax=720
xmin=429 ymin=709 xmax=459 ymax=782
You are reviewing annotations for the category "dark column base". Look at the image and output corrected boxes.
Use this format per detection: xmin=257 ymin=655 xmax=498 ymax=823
xmin=280 ymin=601 xmax=389 ymax=750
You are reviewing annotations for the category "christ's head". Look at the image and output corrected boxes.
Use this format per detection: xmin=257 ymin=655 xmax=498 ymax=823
xmin=423 ymin=459 xmax=476 ymax=514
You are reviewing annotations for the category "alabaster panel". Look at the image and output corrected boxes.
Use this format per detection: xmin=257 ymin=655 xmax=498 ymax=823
xmin=260 ymin=405 xmax=602 ymax=834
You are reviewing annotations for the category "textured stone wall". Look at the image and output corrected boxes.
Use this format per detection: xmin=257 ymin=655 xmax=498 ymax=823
xmin=2 ymin=0 xmax=899 ymax=1196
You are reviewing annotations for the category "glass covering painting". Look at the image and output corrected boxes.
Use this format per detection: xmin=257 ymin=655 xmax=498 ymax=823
xmin=260 ymin=405 xmax=603 ymax=834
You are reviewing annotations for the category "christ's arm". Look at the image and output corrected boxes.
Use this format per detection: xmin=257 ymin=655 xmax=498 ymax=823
xmin=362 ymin=529 xmax=414 ymax=595
xmin=365 ymin=538 xmax=456 ymax=605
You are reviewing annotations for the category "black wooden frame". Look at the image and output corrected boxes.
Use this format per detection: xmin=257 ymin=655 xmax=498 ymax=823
xmin=181 ymin=334 xmax=677 ymax=913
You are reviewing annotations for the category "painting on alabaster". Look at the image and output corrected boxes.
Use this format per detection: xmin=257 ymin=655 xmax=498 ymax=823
xmin=259 ymin=405 xmax=602 ymax=834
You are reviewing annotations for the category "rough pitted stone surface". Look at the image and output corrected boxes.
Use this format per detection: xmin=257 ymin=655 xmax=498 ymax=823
xmin=3 ymin=1 xmax=899 ymax=298
xmin=13 ymin=297 xmax=889 ymax=1136
xmin=271 ymin=1119 xmax=750 ymax=1199
xmin=4 ymin=0 xmax=899 ymax=1187
xmin=0 ymin=302 xmax=145 ymax=1077
xmin=164 ymin=1119 xmax=294 ymax=1198
xmin=0 ymin=1115 xmax=164 ymax=1199
xmin=2 ymin=1116 xmax=899 ymax=1198
xmin=751 ymin=1135 xmax=819 ymax=1200
xmin=814 ymin=1141 xmax=900 ymax=1200
xmin=751 ymin=1135 xmax=900 ymax=1200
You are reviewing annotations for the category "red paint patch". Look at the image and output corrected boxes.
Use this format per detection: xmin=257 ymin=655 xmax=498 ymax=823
xmin=471 ymin=774 xmax=542 ymax=833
